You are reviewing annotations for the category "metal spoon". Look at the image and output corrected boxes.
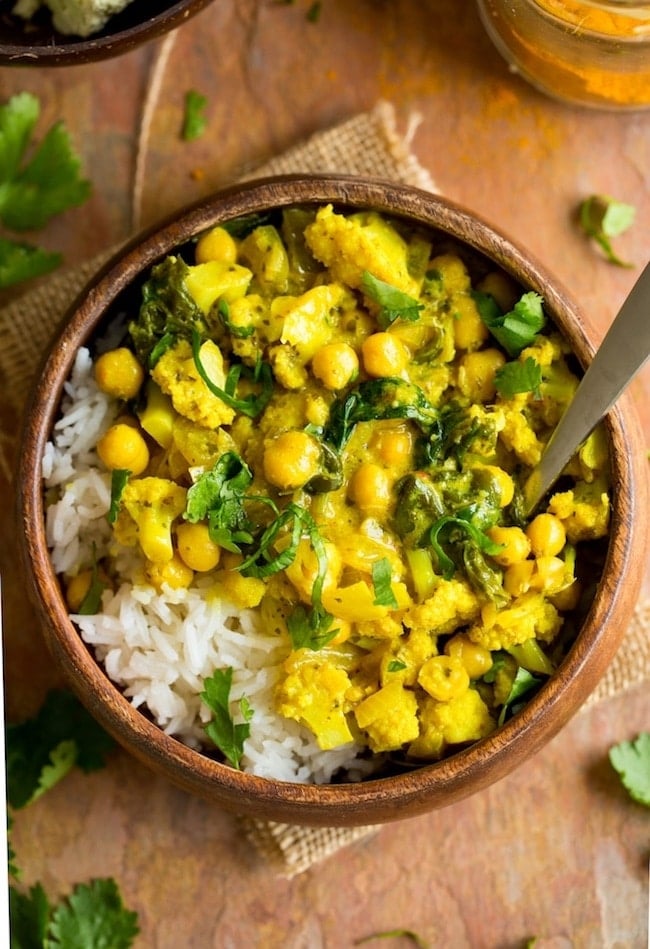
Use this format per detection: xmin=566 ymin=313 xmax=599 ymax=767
xmin=523 ymin=261 xmax=650 ymax=516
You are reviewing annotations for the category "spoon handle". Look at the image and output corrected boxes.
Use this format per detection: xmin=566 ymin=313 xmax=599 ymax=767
xmin=523 ymin=261 xmax=650 ymax=515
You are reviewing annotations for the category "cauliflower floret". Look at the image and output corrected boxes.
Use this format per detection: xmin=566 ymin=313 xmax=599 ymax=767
xmin=408 ymin=689 xmax=496 ymax=759
xmin=467 ymin=592 xmax=561 ymax=651
xmin=402 ymin=577 xmax=482 ymax=636
xmin=152 ymin=339 xmax=236 ymax=429
xmin=547 ymin=477 xmax=610 ymax=542
xmin=112 ymin=477 xmax=187 ymax=564
xmin=354 ymin=680 xmax=420 ymax=752
xmin=305 ymin=205 xmax=420 ymax=296
xmin=277 ymin=649 xmax=354 ymax=751
xmin=13 ymin=0 xmax=135 ymax=37
xmin=498 ymin=397 xmax=544 ymax=466
xmin=268 ymin=284 xmax=347 ymax=390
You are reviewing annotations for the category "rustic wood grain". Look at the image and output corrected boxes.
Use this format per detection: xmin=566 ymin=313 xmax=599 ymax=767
xmin=3 ymin=0 xmax=649 ymax=944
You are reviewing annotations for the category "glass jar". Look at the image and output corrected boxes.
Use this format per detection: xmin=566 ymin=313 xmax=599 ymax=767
xmin=476 ymin=0 xmax=650 ymax=109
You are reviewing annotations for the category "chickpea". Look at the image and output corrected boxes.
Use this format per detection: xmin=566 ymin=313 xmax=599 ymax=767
xmin=487 ymin=525 xmax=531 ymax=566
xmin=263 ymin=430 xmax=321 ymax=491
xmin=94 ymin=348 xmax=144 ymax=401
xmin=452 ymin=294 xmax=490 ymax=351
xmin=457 ymin=348 xmax=506 ymax=403
xmin=532 ymin=555 xmax=566 ymax=593
xmin=145 ymin=553 xmax=194 ymax=591
xmin=361 ymin=332 xmax=410 ymax=378
xmin=176 ymin=522 xmax=221 ymax=572
xmin=526 ymin=513 xmax=566 ymax=558
xmin=370 ymin=426 xmax=413 ymax=468
xmin=444 ymin=634 xmax=493 ymax=679
xmin=418 ymin=655 xmax=469 ymax=701
xmin=348 ymin=462 xmax=393 ymax=516
xmin=195 ymin=226 xmax=238 ymax=264
xmin=503 ymin=559 xmax=534 ymax=597
xmin=549 ymin=579 xmax=582 ymax=612
xmin=66 ymin=570 xmax=94 ymax=612
xmin=311 ymin=342 xmax=359 ymax=390
xmin=97 ymin=422 xmax=150 ymax=475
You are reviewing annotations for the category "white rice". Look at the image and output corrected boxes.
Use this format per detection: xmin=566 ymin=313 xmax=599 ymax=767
xmin=44 ymin=348 xmax=374 ymax=784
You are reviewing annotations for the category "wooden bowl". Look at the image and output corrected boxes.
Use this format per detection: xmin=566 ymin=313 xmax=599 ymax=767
xmin=15 ymin=175 xmax=648 ymax=826
xmin=0 ymin=0 xmax=214 ymax=66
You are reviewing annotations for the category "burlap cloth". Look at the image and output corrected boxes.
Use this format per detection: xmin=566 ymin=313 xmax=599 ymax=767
xmin=3 ymin=101 xmax=649 ymax=878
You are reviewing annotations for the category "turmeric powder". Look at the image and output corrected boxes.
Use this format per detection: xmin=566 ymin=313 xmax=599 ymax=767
xmin=477 ymin=0 xmax=650 ymax=108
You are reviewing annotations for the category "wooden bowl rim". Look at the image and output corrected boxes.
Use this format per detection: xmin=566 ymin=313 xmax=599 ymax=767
xmin=16 ymin=174 xmax=648 ymax=825
xmin=0 ymin=0 xmax=214 ymax=66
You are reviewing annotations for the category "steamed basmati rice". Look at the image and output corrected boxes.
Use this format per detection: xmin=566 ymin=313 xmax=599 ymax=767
xmin=44 ymin=348 xmax=375 ymax=784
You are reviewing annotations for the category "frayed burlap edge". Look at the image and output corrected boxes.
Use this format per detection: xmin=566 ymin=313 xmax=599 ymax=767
xmin=2 ymin=101 xmax=647 ymax=880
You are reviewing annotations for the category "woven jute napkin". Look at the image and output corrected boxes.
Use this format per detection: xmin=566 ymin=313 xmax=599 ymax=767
xmin=3 ymin=101 xmax=649 ymax=878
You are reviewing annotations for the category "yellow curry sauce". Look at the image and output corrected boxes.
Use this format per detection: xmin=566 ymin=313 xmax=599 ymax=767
xmin=80 ymin=204 xmax=610 ymax=766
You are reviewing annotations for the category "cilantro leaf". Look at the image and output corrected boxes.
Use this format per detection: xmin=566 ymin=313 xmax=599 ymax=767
xmin=0 ymin=93 xmax=91 ymax=232
xmin=498 ymin=667 xmax=543 ymax=726
xmin=0 ymin=237 xmax=60 ymax=289
xmin=609 ymin=732 xmax=650 ymax=806
xmin=371 ymin=557 xmax=398 ymax=608
xmin=201 ymin=667 xmax=253 ymax=769
xmin=184 ymin=452 xmax=258 ymax=553
xmin=579 ymin=194 xmax=636 ymax=268
xmin=494 ymin=356 xmax=542 ymax=398
xmin=47 ymin=878 xmax=139 ymax=949
xmin=6 ymin=689 xmax=115 ymax=809
xmin=475 ymin=290 xmax=545 ymax=357
xmin=361 ymin=271 xmax=424 ymax=328
xmin=287 ymin=603 xmax=339 ymax=650
xmin=182 ymin=90 xmax=208 ymax=142
xmin=9 ymin=882 xmax=51 ymax=949
xmin=387 ymin=660 xmax=407 ymax=673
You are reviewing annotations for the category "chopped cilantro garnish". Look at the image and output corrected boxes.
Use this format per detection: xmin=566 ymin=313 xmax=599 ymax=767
xmin=306 ymin=1 xmax=322 ymax=21
xmin=474 ymin=290 xmax=545 ymax=357
xmin=10 ymin=878 xmax=139 ymax=949
xmin=0 ymin=92 xmax=91 ymax=288
xmin=184 ymin=452 xmax=263 ymax=553
xmin=201 ymin=667 xmax=253 ymax=769
xmin=0 ymin=237 xmax=60 ymax=289
xmin=387 ymin=660 xmax=407 ymax=673
xmin=108 ymin=468 xmax=130 ymax=524
xmin=609 ymin=732 xmax=650 ymax=806
xmin=371 ymin=557 xmax=398 ymax=608
xmin=6 ymin=690 xmax=115 ymax=810
xmin=498 ymin=666 xmax=543 ymax=726
xmin=361 ymin=271 xmax=424 ymax=328
xmin=494 ymin=356 xmax=542 ymax=398
xmin=182 ymin=90 xmax=208 ymax=142
xmin=579 ymin=194 xmax=636 ymax=268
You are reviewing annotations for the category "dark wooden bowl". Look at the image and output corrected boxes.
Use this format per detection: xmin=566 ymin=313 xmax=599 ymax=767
xmin=15 ymin=175 xmax=648 ymax=826
xmin=0 ymin=0 xmax=214 ymax=66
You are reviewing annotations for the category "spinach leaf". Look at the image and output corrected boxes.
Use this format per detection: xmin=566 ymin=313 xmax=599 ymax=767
xmin=129 ymin=256 xmax=207 ymax=367
xmin=324 ymin=378 xmax=438 ymax=450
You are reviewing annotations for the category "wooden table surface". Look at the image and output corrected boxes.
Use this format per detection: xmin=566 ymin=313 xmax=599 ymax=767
xmin=3 ymin=2 xmax=649 ymax=947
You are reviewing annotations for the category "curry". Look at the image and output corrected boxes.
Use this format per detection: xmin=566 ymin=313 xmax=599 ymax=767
xmin=78 ymin=203 xmax=610 ymax=765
